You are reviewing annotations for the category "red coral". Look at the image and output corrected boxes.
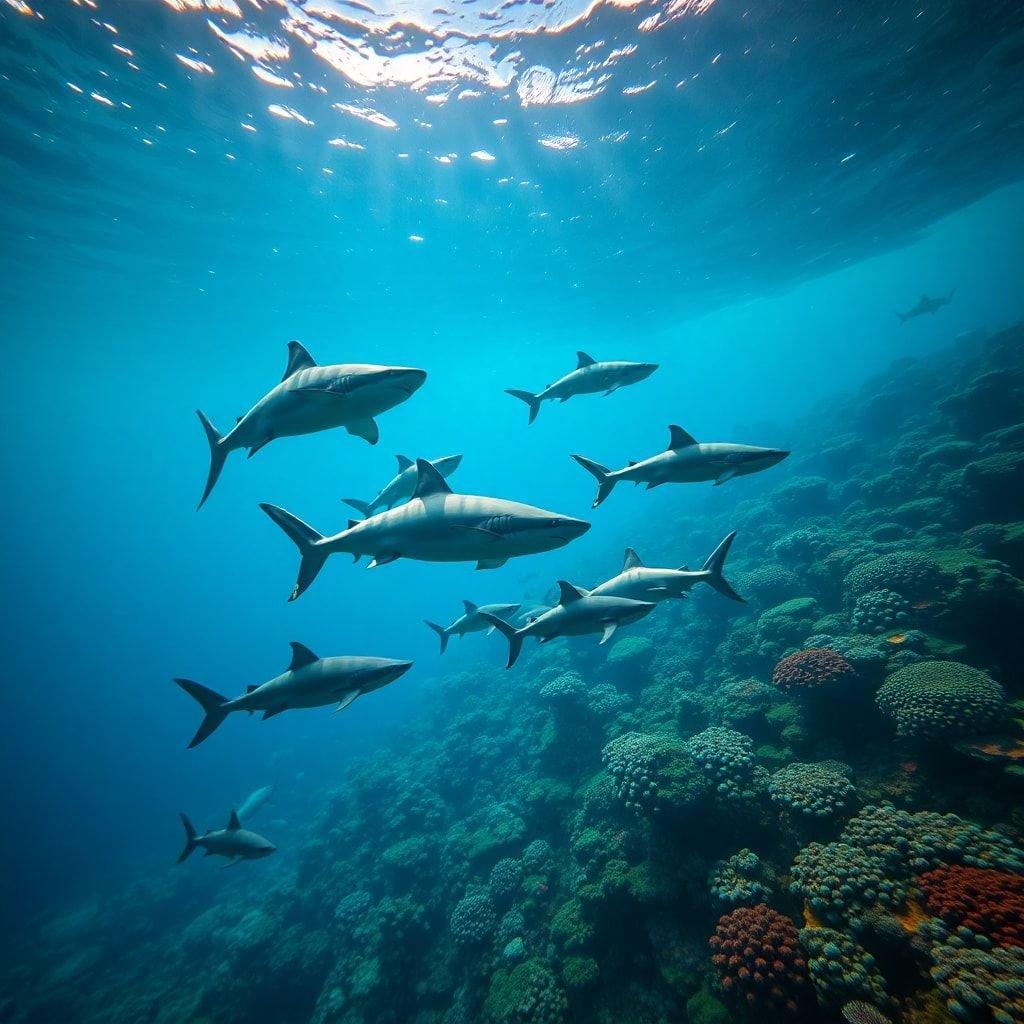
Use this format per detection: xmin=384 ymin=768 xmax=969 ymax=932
xmin=918 ymin=864 xmax=1024 ymax=948
xmin=771 ymin=648 xmax=854 ymax=694
xmin=709 ymin=904 xmax=809 ymax=1014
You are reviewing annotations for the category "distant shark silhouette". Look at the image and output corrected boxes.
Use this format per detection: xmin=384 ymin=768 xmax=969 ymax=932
xmin=897 ymin=291 xmax=954 ymax=324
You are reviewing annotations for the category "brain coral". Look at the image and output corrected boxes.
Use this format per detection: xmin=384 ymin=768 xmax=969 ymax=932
xmin=769 ymin=761 xmax=856 ymax=819
xmin=851 ymin=589 xmax=911 ymax=634
xmin=450 ymin=890 xmax=496 ymax=946
xmin=928 ymin=940 xmax=1024 ymax=1024
xmin=709 ymin=849 xmax=773 ymax=908
xmin=876 ymin=661 xmax=1006 ymax=739
xmin=772 ymin=648 xmax=855 ymax=694
xmin=709 ymin=904 xmax=809 ymax=1014
xmin=917 ymin=864 xmax=1024 ymax=949
xmin=489 ymin=858 xmax=524 ymax=901
xmin=843 ymin=551 xmax=943 ymax=601
xmin=685 ymin=727 xmax=760 ymax=803
xmin=799 ymin=927 xmax=888 ymax=1009
xmin=602 ymin=731 xmax=708 ymax=817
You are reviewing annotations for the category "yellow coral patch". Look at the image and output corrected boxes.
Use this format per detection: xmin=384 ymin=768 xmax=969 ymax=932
xmin=801 ymin=905 xmax=822 ymax=930
xmin=893 ymin=898 xmax=928 ymax=933
xmin=887 ymin=632 xmax=907 ymax=644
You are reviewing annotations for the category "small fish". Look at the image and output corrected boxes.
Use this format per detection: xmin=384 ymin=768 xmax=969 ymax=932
xmin=425 ymin=600 xmax=522 ymax=654
xmin=897 ymin=291 xmax=953 ymax=325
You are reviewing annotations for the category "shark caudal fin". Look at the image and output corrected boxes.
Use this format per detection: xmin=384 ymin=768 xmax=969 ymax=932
xmin=177 ymin=813 xmax=199 ymax=863
xmin=174 ymin=679 xmax=231 ymax=748
xmin=479 ymin=612 xmax=523 ymax=670
xmin=259 ymin=504 xmax=330 ymax=601
xmin=341 ymin=497 xmax=373 ymax=519
xmin=506 ymin=389 xmax=542 ymax=425
xmin=570 ymin=454 xmax=617 ymax=508
xmin=700 ymin=531 xmax=744 ymax=602
xmin=424 ymin=621 xmax=450 ymax=655
xmin=196 ymin=411 xmax=229 ymax=510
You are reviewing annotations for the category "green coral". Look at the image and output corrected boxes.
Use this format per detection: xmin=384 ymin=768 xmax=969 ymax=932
xmin=685 ymin=727 xmax=762 ymax=803
xmin=484 ymin=959 xmax=567 ymax=1024
xmin=769 ymin=761 xmax=856 ymax=819
xmin=602 ymin=731 xmax=708 ymax=817
xmin=851 ymin=589 xmax=911 ymax=634
xmin=800 ymin=927 xmax=889 ymax=1009
xmin=876 ymin=661 xmax=1006 ymax=739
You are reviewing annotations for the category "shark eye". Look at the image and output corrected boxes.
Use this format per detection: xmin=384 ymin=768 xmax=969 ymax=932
xmin=550 ymin=518 xmax=563 ymax=526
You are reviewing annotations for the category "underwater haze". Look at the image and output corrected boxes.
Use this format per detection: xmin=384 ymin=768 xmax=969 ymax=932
xmin=2 ymin=1 xmax=1024 ymax=1023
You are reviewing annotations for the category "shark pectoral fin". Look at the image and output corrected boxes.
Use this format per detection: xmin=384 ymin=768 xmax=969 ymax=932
xmin=220 ymin=857 xmax=242 ymax=869
xmin=347 ymin=418 xmax=380 ymax=445
xmin=539 ymin=635 xmax=554 ymax=645
xmin=262 ymin=708 xmax=285 ymax=720
xmin=645 ymin=481 xmax=663 ymax=490
xmin=714 ymin=468 xmax=739 ymax=486
xmin=248 ymin=438 xmax=272 ymax=459
xmin=476 ymin=558 xmax=508 ymax=570
xmin=486 ymin=626 xmax=496 ymax=635
xmin=603 ymin=387 xmax=618 ymax=396
xmin=367 ymin=553 xmax=401 ymax=569
xmin=600 ymin=623 xmax=618 ymax=644
xmin=352 ymin=552 xmax=362 ymax=563
xmin=332 ymin=691 xmax=360 ymax=714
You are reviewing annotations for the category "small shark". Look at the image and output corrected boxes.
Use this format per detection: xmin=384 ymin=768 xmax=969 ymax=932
xmin=261 ymin=460 xmax=590 ymax=601
xmin=177 ymin=810 xmax=276 ymax=867
xmin=196 ymin=340 xmax=427 ymax=508
xmin=588 ymin=533 xmax=744 ymax=603
xmin=506 ymin=351 xmax=658 ymax=424
xmin=482 ymin=582 xmax=655 ymax=668
xmin=343 ymin=454 xmax=463 ymax=518
xmin=175 ymin=642 xmax=412 ymax=747
xmin=237 ymin=785 xmax=274 ymax=822
xmin=516 ymin=603 xmax=552 ymax=625
xmin=425 ymin=600 xmax=522 ymax=654
xmin=571 ymin=425 xmax=789 ymax=507
xmin=897 ymin=291 xmax=953 ymax=324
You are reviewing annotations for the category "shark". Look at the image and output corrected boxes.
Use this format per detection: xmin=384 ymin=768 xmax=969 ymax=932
xmin=196 ymin=340 xmax=427 ymax=508
xmin=482 ymin=582 xmax=655 ymax=668
xmin=177 ymin=810 xmax=276 ymax=867
xmin=342 ymin=454 xmax=463 ymax=518
xmin=424 ymin=600 xmax=522 ymax=654
xmin=174 ymin=642 xmax=412 ymax=748
xmin=571 ymin=425 xmax=789 ymax=507
xmin=506 ymin=351 xmax=658 ymax=424
xmin=897 ymin=291 xmax=954 ymax=324
xmin=587 ymin=532 xmax=744 ymax=604
xmin=260 ymin=460 xmax=591 ymax=601
xmin=237 ymin=785 xmax=274 ymax=822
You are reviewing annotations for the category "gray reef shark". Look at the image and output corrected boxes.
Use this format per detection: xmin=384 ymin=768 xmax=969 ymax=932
xmin=237 ymin=785 xmax=274 ymax=822
xmin=196 ymin=340 xmax=427 ymax=508
xmin=588 ymin=532 xmax=744 ymax=604
xmin=343 ymin=453 xmax=463 ymax=518
xmin=175 ymin=642 xmax=412 ymax=747
xmin=506 ymin=351 xmax=658 ymax=424
xmin=571 ymin=425 xmax=789 ymax=507
xmin=425 ymin=600 xmax=522 ymax=654
xmin=177 ymin=810 xmax=276 ymax=867
xmin=260 ymin=460 xmax=590 ymax=601
xmin=482 ymin=582 xmax=655 ymax=668
xmin=897 ymin=291 xmax=954 ymax=324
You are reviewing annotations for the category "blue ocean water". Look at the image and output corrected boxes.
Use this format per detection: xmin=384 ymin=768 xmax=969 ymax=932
xmin=3 ymin=2 xmax=1024 ymax=1022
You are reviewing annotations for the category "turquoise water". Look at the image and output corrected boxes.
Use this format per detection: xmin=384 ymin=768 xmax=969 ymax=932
xmin=3 ymin=2 xmax=1024 ymax=1023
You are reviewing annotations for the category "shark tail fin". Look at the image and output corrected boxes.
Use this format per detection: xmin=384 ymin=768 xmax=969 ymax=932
xmin=259 ymin=504 xmax=329 ymax=601
xmin=479 ymin=612 xmax=523 ymax=670
xmin=175 ymin=679 xmax=230 ymax=748
xmin=341 ymin=497 xmax=373 ymax=519
xmin=196 ymin=411 xmax=229 ymax=510
xmin=424 ymin=621 xmax=449 ymax=655
xmin=505 ymin=389 xmax=542 ymax=425
xmin=701 ymin=531 xmax=745 ymax=602
xmin=177 ymin=813 xmax=199 ymax=863
xmin=570 ymin=454 xmax=617 ymax=508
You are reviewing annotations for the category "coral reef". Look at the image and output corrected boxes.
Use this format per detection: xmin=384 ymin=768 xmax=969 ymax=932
xmin=917 ymin=865 xmax=1024 ymax=949
xmin=769 ymin=761 xmax=856 ymax=819
xmin=772 ymin=647 xmax=856 ymax=694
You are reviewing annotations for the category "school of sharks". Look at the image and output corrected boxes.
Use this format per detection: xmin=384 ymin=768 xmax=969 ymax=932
xmin=173 ymin=341 xmax=798 ymax=864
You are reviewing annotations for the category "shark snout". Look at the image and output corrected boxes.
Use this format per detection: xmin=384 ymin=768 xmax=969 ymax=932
xmin=382 ymin=659 xmax=414 ymax=685
xmin=388 ymin=367 xmax=428 ymax=395
xmin=764 ymin=449 xmax=790 ymax=466
xmin=555 ymin=517 xmax=591 ymax=541
xmin=637 ymin=362 xmax=659 ymax=379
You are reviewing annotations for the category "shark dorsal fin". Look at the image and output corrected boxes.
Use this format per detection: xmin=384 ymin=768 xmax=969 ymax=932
xmin=623 ymin=547 xmax=644 ymax=571
xmin=463 ymin=599 xmax=478 ymax=615
xmin=396 ymin=454 xmax=414 ymax=472
xmin=283 ymin=340 xmax=316 ymax=381
xmin=667 ymin=425 xmax=698 ymax=449
xmin=288 ymin=641 xmax=319 ymax=672
xmin=412 ymin=459 xmax=453 ymax=500
xmin=576 ymin=350 xmax=596 ymax=368
xmin=557 ymin=580 xmax=586 ymax=604
xmin=227 ymin=810 xmax=242 ymax=831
